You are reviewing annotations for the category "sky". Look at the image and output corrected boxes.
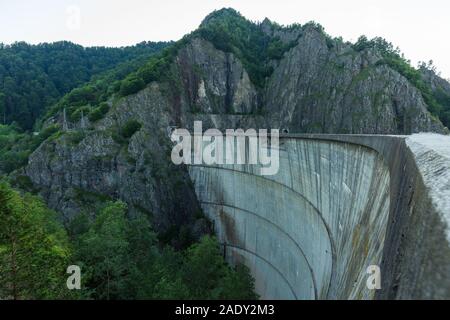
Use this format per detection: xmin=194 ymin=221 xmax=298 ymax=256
xmin=1 ymin=0 xmax=449 ymax=78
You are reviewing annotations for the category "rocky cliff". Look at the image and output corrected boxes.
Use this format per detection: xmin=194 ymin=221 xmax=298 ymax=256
xmin=264 ymin=27 xmax=445 ymax=134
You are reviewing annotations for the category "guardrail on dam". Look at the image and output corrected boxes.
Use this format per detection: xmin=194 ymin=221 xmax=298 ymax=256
xmin=187 ymin=134 xmax=450 ymax=300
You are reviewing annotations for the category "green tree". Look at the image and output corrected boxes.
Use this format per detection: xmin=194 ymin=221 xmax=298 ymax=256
xmin=119 ymin=76 xmax=146 ymax=96
xmin=151 ymin=247 xmax=191 ymax=299
xmin=71 ymin=206 xmax=258 ymax=300
xmin=219 ymin=264 xmax=259 ymax=299
xmin=123 ymin=213 xmax=160 ymax=299
xmin=0 ymin=92 xmax=5 ymax=124
xmin=75 ymin=201 xmax=130 ymax=300
xmin=182 ymin=236 xmax=229 ymax=299
xmin=121 ymin=119 xmax=142 ymax=138
xmin=0 ymin=182 xmax=71 ymax=299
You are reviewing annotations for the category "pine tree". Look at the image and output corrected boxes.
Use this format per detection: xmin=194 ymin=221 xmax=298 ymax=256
xmin=75 ymin=201 xmax=130 ymax=300
xmin=182 ymin=236 xmax=230 ymax=299
xmin=219 ymin=264 xmax=259 ymax=299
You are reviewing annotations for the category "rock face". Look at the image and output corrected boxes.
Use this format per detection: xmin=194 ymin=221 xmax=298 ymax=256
xmin=264 ymin=28 xmax=445 ymax=134
xmin=22 ymin=11 xmax=448 ymax=236
xmin=178 ymin=38 xmax=258 ymax=115
xmin=25 ymin=84 xmax=206 ymax=242
xmin=421 ymin=68 xmax=450 ymax=94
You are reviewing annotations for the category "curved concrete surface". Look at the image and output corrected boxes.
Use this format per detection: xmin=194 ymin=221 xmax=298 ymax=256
xmin=188 ymin=134 xmax=450 ymax=299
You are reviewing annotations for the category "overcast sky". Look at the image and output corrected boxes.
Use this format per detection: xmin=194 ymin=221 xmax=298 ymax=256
xmin=1 ymin=0 xmax=449 ymax=78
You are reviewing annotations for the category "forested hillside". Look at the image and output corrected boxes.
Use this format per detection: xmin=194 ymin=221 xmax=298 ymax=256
xmin=0 ymin=182 xmax=257 ymax=299
xmin=0 ymin=41 xmax=169 ymax=129
xmin=0 ymin=41 xmax=170 ymax=174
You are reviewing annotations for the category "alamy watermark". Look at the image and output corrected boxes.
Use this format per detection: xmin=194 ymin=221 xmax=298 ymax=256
xmin=66 ymin=265 xmax=81 ymax=290
xmin=366 ymin=265 xmax=381 ymax=290
xmin=170 ymin=121 xmax=280 ymax=176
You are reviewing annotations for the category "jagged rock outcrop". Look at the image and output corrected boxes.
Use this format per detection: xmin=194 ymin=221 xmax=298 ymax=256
xmin=421 ymin=68 xmax=450 ymax=94
xmin=264 ymin=28 xmax=445 ymax=134
xmin=177 ymin=38 xmax=258 ymax=114
xmin=176 ymin=18 xmax=446 ymax=134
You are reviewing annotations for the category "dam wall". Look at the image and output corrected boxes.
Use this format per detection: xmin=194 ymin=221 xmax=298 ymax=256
xmin=187 ymin=134 xmax=450 ymax=299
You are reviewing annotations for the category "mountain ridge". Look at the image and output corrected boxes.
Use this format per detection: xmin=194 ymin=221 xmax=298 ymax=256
xmin=0 ymin=40 xmax=170 ymax=129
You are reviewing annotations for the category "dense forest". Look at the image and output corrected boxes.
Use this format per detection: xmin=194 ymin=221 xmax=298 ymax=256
xmin=0 ymin=41 xmax=169 ymax=129
xmin=0 ymin=182 xmax=257 ymax=299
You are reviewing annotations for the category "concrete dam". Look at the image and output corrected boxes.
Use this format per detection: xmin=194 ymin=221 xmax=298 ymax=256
xmin=187 ymin=133 xmax=450 ymax=300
